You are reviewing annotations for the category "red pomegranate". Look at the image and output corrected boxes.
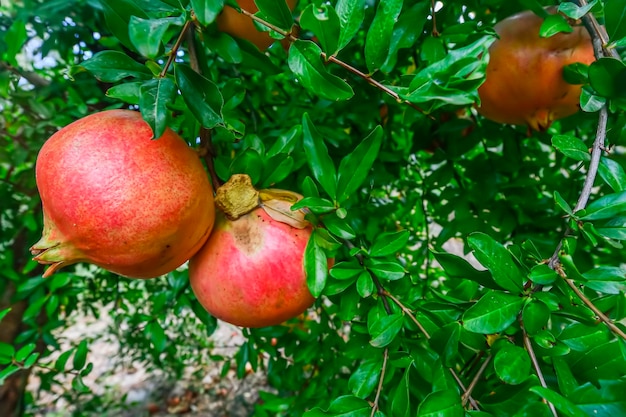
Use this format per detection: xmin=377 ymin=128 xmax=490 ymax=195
xmin=189 ymin=174 xmax=317 ymax=328
xmin=30 ymin=109 xmax=215 ymax=278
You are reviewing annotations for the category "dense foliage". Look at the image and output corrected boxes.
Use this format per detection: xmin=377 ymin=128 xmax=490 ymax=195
xmin=1 ymin=0 xmax=625 ymax=416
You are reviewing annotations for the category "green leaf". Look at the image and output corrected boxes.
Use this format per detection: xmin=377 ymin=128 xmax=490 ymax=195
xmin=129 ymin=16 xmax=176 ymax=59
xmin=146 ymin=321 xmax=167 ymax=352
xmin=494 ymin=345 xmax=531 ymax=385
xmin=191 ymin=0 xmax=224 ymax=26
xmin=391 ymin=367 xmax=411 ymax=416
xmin=539 ymin=14 xmax=573 ymax=37
xmin=366 ymin=259 xmax=406 ymax=281
xmin=175 ymin=64 xmax=224 ymax=129
xmin=348 ymin=356 xmax=382 ymax=398
xmin=0 ymin=342 xmax=15 ymax=363
xmin=463 ymin=291 xmax=525 ymax=334
xmin=74 ymin=51 xmax=152 ymax=82
xmin=255 ymin=0 xmax=294 ymax=32
xmin=522 ymin=299 xmax=550 ymax=335
xmin=553 ymin=357 xmax=579 ymax=396
xmin=330 ymin=261 xmax=363 ymax=280
xmin=552 ymin=135 xmax=590 ymax=162
xmin=190 ymin=299 xmax=218 ymax=334
xmin=579 ymin=190 xmax=626 ymax=220
xmin=355 ymin=271 xmax=374 ymax=298
xmin=335 ymin=0 xmax=365 ymax=51
xmin=48 ymin=273 xmax=71 ymax=293
xmin=417 ymin=389 xmax=464 ymax=417
xmin=15 ymin=343 xmax=37 ymax=363
xmin=431 ymin=251 xmax=499 ymax=290
xmin=369 ymin=313 xmax=403 ymax=347
xmin=467 ymin=233 xmax=524 ymax=293
xmin=605 ymin=0 xmax=626 ymax=42
xmin=100 ymin=0 xmax=149 ymax=50
xmin=322 ymin=213 xmax=356 ymax=240
xmin=288 ymin=40 xmax=354 ymax=101
xmin=300 ymin=4 xmax=340 ymax=56
xmin=336 ymin=126 xmax=383 ymax=203
xmin=305 ymin=231 xmax=329 ymax=297
xmin=554 ymin=191 xmax=574 ymax=215
xmin=429 ymin=322 xmax=461 ymax=367
xmin=559 ymin=323 xmax=609 ymax=352
xmin=580 ymin=86 xmax=606 ymax=112
xmin=588 ymin=58 xmax=626 ymax=98
xmin=71 ymin=374 xmax=91 ymax=394
xmin=370 ymin=230 xmax=409 ymax=258
xmin=260 ymin=154 xmax=294 ymax=187
xmin=303 ymin=395 xmax=371 ymax=417
xmin=73 ymin=340 xmax=88 ymax=370
xmin=530 ymin=387 xmax=588 ymax=417
xmin=529 ymin=264 xmax=558 ymax=285
xmin=599 ymin=157 xmax=626 ymax=192
xmin=139 ymin=77 xmax=177 ymax=139
xmin=0 ymin=308 xmax=10 ymax=323
xmin=557 ymin=1 xmax=598 ymax=20
xmin=3 ymin=19 xmax=27 ymax=66
xmin=230 ymin=148 xmax=263 ymax=184
xmin=570 ymin=379 xmax=626 ymax=415
xmin=292 ymin=196 xmax=336 ymax=214
xmin=0 ymin=366 xmax=20 ymax=386
xmin=364 ymin=0 xmax=403 ymax=73
xmin=581 ymin=266 xmax=626 ymax=294
xmin=106 ymin=82 xmax=141 ymax=104
xmin=55 ymin=349 xmax=74 ymax=372
xmin=302 ymin=113 xmax=337 ymax=200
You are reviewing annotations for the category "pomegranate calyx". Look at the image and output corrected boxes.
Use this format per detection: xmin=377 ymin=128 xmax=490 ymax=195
xmin=259 ymin=189 xmax=310 ymax=230
xmin=215 ymin=174 xmax=260 ymax=220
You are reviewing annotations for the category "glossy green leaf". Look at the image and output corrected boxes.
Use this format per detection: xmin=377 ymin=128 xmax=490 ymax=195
xmin=391 ymin=367 xmax=411 ymax=416
xmin=348 ymin=355 xmax=382 ymax=398
xmin=147 ymin=321 xmax=167 ymax=352
xmin=230 ymin=148 xmax=262 ymax=184
xmin=74 ymin=51 xmax=152 ymax=82
xmin=366 ymin=259 xmax=406 ymax=281
xmin=0 ymin=342 xmax=15 ymax=363
xmin=330 ymin=261 xmax=363 ymax=280
xmin=494 ymin=345 xmax=531 ymax=385
xmin=588 ymin=58 xmax=626 ymax=98
xmin=463 ymin=291 xmax=525 ymax=334
xmin=100 ymin=0 xmax=148 ymax=49
xmin=530 ymin=387 xmax=588 ymax=417
xmin=553 ymin=357 xmax=579 ymax=396
xmin=139 ymin=77 xmax=176 ymax=139
xmin=0 ymin=366 xmax=21 ymax=386
xmin=369 ymin=313 xmax=403 ymax=347
xmin=335 ymin=0 xmax=365 ymax=51
xmin=429 ymin=322 xmax=461 ymax=367
xmin=557 ymin=1 xmax=598 ymax=20
xmin=467 ymin=232 xmax=524 ymax=293
xmin=370 ymin=230 xmax=409 ymax=258
xmin=129 ymin=16 xmax=177 ymax=59
xmin=175 ymin=64 xmax=224 ymax=129
xmin=255 ymin=0 xmax=294 ymax=32
xmin=71 ymin=374 xmax=91 ymax=393
xmin=15 ymin=342 xmax=36 ymax=363
xmin=300 ymin=4 xmax=340 ymax=56
xmin=364 ymin=0 xmax=403 ymax=73
xmin=303 ymin=395 xmax=371 ymax=417
xmin=106 ymin=81 xmax=141 ymax=104
xmin=580 ymin=86 xmax=606 ymax=112
xmin=431 ymin=251 xmax=499 ymax=290
xmin=355 ymin=271 xmax=374 ymax=298
xmin=522 ymin=299 xmax=550 ymax=335
xmin=581 ymin=266 xmax=626 ymax=294
xmin=213 ymin=32 xmax=243 ymax=64
xmin=605 ymin=0 xmax=626 ymax=42
xmin=559 ymin=323 xmax=609 ymax=352
xmin=288 ymin=40 xmax=354 ymax=101
xmin=322 ymin=213 xmax=356 ymax=240
xmin=336 ymin=126 xmax=382 ymax=203
xmin=191 ymin=0 xmax=224 ymax=26
xmin=3 ymin=19 xmax=27 ymax=66
xmin=54 ymin=349 xmax=73 ymax=372
xmin=73 ymin=340 xmax=88 ymax=370
xmin=579 ymin=190 xmax=626 ymax=220
xmin=529 ymin=264 xmax=558 ymax=285
xmin=552 ymin=135 xmax=590 ymax=162
xmin=305 ymin=231 xmax=329 ymax=297
xmin=0 ymin=308 xmax=10 ymax=324
xmin=539 ymin=14 xmax=573 ymax=37
xmin=417 ymin=389 xmax=464 ymax=417
xmin=599 ymin=157 xmax=626 ymax=192
xmin=570 ymin=379 xmax=626 ymax=415
xmin=302 ymin=113 xmax=337 ymax=200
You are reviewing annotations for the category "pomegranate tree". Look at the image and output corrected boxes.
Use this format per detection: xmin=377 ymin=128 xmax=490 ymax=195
xmin=30 ymin=109 xmax=215 ymax=278
xmin=477 ymin=7 xmax=594 ymax=131
xmin=189 ymin=174 xmax=317 ymax=328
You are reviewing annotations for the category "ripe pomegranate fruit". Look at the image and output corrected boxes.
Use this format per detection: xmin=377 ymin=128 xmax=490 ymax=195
xmin=189 ymin=174 xmax=317 ymax=328
xmin=217 ymin=0 xmax=298 ymax=50
xmin=30 ymin=109 xmax=215 ymax=278
xmin=477 ymin=7 xmax=595 ymax=131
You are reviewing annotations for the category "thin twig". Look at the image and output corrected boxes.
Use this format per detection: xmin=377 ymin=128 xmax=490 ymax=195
xmin=430 ymin=0 xmax=439 ymax=36
xmin=522 ymin=326 xmax=558 ymax=417
xmin=239 ymin=8 xmax=432 ymax=118
xmin=563 ymin=276 xmax=626 ymax=340
xmin=160 ymin=19 xmax=193 ymax=78
xmin=461 ymin=355 xmax=491 ymax=407
xmin=370 ymin=347 xmax=389 ymax=417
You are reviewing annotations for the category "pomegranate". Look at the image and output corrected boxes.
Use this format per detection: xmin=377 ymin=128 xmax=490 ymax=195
xmin=30 ymin=109 xmax=215 ymax=278
xmin=189 ymin=174 xmax=316 ymax=328
xmin=217 ymin=0 xmax=298 ymax=50
xmin=477 ymin=7 xmax=595 ymax=131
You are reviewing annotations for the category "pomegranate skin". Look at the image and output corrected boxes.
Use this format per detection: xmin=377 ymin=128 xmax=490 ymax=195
xmin=477 ymin=8 xmax=595 ymax=131
xmin=189 ymin=208 xmax=315 ymax=328
xmin=30 ymin=109 xmax=215 ymax=278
